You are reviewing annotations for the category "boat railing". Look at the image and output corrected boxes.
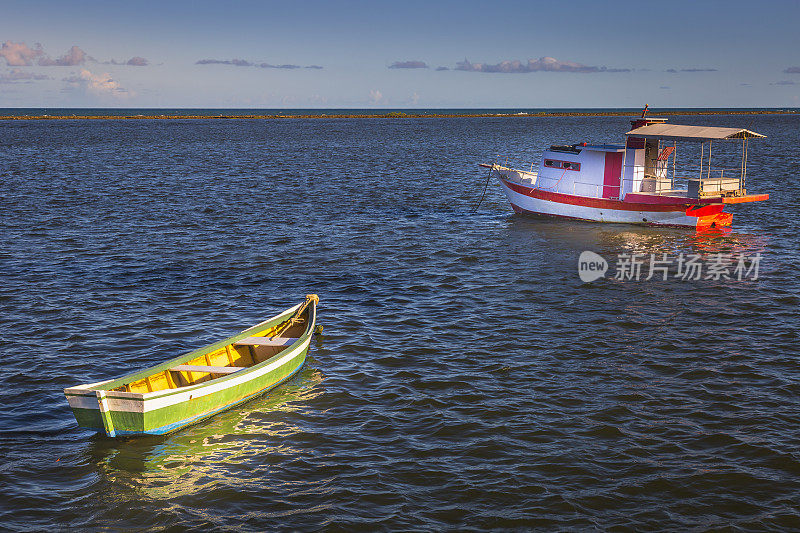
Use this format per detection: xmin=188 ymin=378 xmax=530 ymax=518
xmin=570 ymin=181 xmax=621 ymax=198
xmin=534 ymin=175 xmax=621 ymax=199
xmin=492 ymin=156 xmax=538 ymax=175
xmin=637 ymin=163 xmax=745 ymax=197
xmin=636 ymin=158 xmax=748 ymax=195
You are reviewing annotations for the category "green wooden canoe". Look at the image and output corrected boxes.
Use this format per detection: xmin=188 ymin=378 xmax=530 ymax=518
xmin=64 ymin=295 xmax=318 ymax=437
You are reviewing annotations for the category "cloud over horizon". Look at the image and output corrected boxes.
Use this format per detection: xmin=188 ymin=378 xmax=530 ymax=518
xmin=368 ymin=89 xmax=383 ymax=104
xmin=665 ymin=68 xmax=718 ymax=73
xmin=1 ymin=41 xmax=44 ymax=66
xmin=63 ymin=69 xmax=129 ymax=96
xmin=106 ymin=56 xmax=149 ymax=66
xmin=2 ymin=41 xmax=148 ymax=69
xmin=454 ymin=56 xmax=629 ymax=73
xmin=196 ymin=58 xmax=253 ymax=66
xmin=196 ymin=58 xmax=323 ymax=69
xmin=38 ymin=45 xmax=87 ymax=66
xmin=784 ymin=66 xmax=800 ymax=74
xmin=0 ymin=68 xmax=50 ymax=83
xmin=260 ymin=63 xmax=301 ymax=69
xmin=389 ymin=60 xmax=428 ymax=69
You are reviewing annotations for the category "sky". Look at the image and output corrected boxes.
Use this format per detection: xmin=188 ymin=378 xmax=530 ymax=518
xmin=1 ymin=0 xmax=799 ymax=108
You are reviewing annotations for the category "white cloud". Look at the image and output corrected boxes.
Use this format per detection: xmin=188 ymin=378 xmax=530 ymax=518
xmin=63 ymin=69 xmax=130 ymax=97
xmin=2 ymin=41 xmax=148 ymax=69
xmin=389 ymin=60 xmax=428 ymax=69
xmin=0 ymin=68 xmax=50 ymax=83
xmin=38 ymin=45 xmax=87 ymax=66
xmin=369 ymin=89 xmax=383 ymax=104
xmin=126 ymin=56 xmax=148 ymax=66
xmin=107 ymin=56 xmax=149 ymax=66
xmin=196 ymin=58 xmax=253 ymax=66
xmin=455 ymin=56 xmax=629 ymax=73
xmin=196 ymin=58 xmax=322 ymax=69
xmin=665 ymin=67 xmax=717 ymax=73
xmin=0 ymin=41 xmax=44 ymax=66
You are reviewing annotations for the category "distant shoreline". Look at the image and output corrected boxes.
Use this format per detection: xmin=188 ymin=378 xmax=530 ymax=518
xmin=1 ymin=110 xmax=798 ymax=121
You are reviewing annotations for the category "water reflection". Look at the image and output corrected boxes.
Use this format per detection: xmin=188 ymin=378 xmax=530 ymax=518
xmin=85 ymin=361 xmax=324 ymax=500
xmin=504 ymin=215 xmax=769 ymax=258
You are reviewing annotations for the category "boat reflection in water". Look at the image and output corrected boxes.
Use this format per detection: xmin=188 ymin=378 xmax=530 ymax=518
xmin=603 ymin=226 xmax=768 ymax=259
xmin=84 ymin=359 xmax=324 ymax=500
xmin=503 ymin=214 xmax=768 ymax=260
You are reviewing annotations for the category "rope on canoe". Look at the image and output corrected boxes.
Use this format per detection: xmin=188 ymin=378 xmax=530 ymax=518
xmin=272 ymin=294 xmax=319 ymax=339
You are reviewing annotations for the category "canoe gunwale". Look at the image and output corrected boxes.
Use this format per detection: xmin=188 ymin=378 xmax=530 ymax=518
xmin=64 ymin=301 xmax=313 ymax=400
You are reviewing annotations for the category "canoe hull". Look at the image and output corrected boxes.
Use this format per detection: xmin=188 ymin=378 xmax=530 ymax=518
xmin=64 ymin=302 xmax=315 ymax=437
xmin=67 ymin=340 xmax=309 ymax=435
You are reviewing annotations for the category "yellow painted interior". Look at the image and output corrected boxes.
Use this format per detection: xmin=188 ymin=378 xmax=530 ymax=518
xmin=111 ymin=313 xmax=307 ymax=394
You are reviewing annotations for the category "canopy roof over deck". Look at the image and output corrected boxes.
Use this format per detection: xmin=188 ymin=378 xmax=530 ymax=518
xmin=625 ymin=124 xmax=766 ymax=141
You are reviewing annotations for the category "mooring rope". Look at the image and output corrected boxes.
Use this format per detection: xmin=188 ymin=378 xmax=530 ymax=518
xmin=272 ymin=294 xmax=319 ymax=339
xmin=473 ymin=164 xmax=493 ymax=212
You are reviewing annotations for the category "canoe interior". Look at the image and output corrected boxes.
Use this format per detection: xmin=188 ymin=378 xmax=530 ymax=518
xmin=108 ymin=307 xmax=312 ymax=394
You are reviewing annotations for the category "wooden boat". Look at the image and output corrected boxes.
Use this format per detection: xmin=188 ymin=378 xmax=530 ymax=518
xmin=481 ymin=106 xmax=768 ymax=229
xmin=64 ymin=295 xmax=319 ymax=437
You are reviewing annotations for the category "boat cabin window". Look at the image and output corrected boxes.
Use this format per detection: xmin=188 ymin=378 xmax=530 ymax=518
xmin=544 ymin=159 xmax=580 ymax=171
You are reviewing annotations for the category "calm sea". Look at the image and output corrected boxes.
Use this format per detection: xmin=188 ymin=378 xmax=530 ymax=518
xmin=1 ymin=112 xmax=799 ymax=530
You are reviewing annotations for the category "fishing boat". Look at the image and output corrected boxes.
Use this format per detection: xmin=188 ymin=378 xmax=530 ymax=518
xmin=481 ymin=107 xmax=768 ymax=228
xmin=64 ymin=295 xmax=319 ymax=437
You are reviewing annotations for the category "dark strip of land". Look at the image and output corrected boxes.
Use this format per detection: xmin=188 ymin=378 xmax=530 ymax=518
xmin=0 ymin=110 xmax=797 ymax=121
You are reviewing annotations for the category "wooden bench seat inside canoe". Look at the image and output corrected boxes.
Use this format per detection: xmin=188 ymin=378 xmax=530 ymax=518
xmin=234 ymin=337 xmax=298 ymax=347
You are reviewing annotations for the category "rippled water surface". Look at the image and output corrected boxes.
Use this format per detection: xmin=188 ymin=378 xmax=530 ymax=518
xmin=1 ymin=114 xmax=799 ymax=530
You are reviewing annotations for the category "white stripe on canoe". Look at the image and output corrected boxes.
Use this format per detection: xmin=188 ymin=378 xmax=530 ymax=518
xmin=67 ymin=394 xmax=144 ymax=413
xmin=69 ymin=336 xmax=311 ymax=413
xmin=64 ymin=378 xmax=114 ymax=395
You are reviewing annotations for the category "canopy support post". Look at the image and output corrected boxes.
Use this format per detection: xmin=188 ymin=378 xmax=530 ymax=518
xmin=672 ymin=141 xmax=677 ymax=190
xmin=620 ymin=135 xmax=629 ymax=200
xmin=707 ymin=140 xmax=712 ymax=181
xmin=700 ymin=142 xmax=704 ymax=179
xmin=743 ymin=138 xmax=748 ymax=190
xmin=740 ymin=138 xmax=745 ymax=191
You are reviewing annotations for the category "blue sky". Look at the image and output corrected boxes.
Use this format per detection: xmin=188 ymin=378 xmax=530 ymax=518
xmin=1 ymin=0 xmax=799 ymax=108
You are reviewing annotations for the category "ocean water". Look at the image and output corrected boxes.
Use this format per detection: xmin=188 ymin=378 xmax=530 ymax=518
xmin=1 ymin=113 xmax=799 ymax=530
